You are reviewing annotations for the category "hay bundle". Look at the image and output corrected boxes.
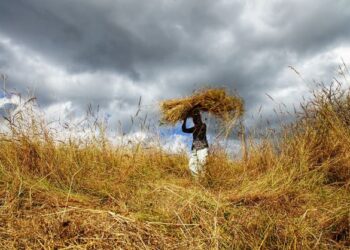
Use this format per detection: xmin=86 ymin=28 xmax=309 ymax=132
xmin=160 ymin=88 xmax=244 ymax=126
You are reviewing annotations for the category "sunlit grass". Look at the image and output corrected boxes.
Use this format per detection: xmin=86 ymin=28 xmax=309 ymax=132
xmin=0 ymin=79 xmax=349 ymax=248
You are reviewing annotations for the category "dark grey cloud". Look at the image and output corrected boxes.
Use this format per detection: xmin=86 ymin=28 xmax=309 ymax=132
xmin=0 ymin=0 xmax=350 ymax=136
xmin=0 ymin=0 xmax=222 ymax=77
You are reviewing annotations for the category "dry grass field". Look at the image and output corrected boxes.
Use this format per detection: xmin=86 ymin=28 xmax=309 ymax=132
xmin=0 ymin=81 xmax=349 ymax=249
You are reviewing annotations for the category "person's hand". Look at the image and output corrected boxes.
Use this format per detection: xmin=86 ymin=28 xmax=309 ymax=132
xmin=183 ymin=112 xmax=189 ymax=121
xmin=188 ymin=108 xmax=196 ymax=117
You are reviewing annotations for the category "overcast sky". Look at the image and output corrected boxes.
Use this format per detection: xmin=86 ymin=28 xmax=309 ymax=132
xmin=0 ymin=0 xmax=350 ymax=145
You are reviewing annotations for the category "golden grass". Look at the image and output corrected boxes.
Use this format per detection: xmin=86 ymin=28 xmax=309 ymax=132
xmin=0 ymin=82 xmax=349 ymax=249
xmin=160 ymin=88 xmax=244 ymax=125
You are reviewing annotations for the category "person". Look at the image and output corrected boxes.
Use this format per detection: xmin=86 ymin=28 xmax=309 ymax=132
xmin=182 ymin=109 xmax=209 ymax=176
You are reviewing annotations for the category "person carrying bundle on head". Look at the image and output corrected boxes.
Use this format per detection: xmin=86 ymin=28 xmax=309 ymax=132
xmin=160 ymin=88 xmax=244 ymax=178
xmin=182 ymin=109 xmax=209 ymax=176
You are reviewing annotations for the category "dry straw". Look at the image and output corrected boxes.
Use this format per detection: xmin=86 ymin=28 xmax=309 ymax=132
xmin=160 ymin=88 xmax=244 ymax=128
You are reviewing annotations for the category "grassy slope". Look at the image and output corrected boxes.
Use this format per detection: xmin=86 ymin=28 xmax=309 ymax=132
xmin=0 ymin=85 xmax=349 ymax=249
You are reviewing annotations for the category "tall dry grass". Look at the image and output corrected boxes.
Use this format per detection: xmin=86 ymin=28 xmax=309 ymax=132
xmin=0 ymin=80 xmax=350 ymax=249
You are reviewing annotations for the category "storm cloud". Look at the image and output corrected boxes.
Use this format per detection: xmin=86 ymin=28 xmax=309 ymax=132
xmin=0 ymin=0 xmax=350 ymax=137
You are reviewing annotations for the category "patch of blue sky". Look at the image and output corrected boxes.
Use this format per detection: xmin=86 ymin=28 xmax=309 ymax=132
xmin=160 ymin=118 xmax=194 ymax=136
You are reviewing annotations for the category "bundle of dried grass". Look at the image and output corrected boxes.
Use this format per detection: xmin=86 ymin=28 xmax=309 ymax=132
xmin=160 ymin=88 xmax=244 ymax=126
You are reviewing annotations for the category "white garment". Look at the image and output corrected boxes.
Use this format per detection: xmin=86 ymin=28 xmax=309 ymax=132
xmin=189 ymin=147 xmax=208 ymax=175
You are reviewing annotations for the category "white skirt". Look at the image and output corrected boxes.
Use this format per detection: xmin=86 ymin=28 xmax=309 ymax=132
xmin=189 ymin=147 xmax=208 ymax=175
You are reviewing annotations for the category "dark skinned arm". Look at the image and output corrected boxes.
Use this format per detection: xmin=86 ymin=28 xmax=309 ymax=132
xmin=182 ymin=116 xmax=195 ymax=133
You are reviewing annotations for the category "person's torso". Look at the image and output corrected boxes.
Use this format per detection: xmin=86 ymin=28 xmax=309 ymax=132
xmin=192 ymin=123 xmax=208 ymax=150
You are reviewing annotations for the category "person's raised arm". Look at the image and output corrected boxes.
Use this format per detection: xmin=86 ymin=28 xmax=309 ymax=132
xmin=182 ymin=116 xmax=195 ymax=133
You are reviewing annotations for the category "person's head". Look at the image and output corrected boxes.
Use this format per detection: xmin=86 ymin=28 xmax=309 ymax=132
xmin=191 ymin=109 xmax=202 ymax=125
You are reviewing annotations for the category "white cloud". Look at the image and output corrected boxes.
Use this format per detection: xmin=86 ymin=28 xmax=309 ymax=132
xmin=162 ymin=134 xmax=188 ymax=153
